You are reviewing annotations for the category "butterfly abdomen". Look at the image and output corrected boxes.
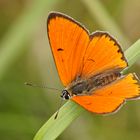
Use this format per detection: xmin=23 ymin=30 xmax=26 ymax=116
xmin=93 ymin=72 xmax=121 ymax=87
xmin=85 ymin=71 xmax=121 ymax=94
xmin=69 ymin=69 xmax=121 ymax=96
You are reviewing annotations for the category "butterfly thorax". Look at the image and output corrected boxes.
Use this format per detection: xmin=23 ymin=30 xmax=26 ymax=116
xmin=61 ymin=69 xmax=122 ymax=99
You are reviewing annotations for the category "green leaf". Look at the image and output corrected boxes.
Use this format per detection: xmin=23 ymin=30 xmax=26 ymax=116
xmin=125 ymin=39 xmax=140 ymax=67
xmin=34 ymin=101 xmax=84 ymax=140
xmin=34 ymin=39 xmax=140 ymax=140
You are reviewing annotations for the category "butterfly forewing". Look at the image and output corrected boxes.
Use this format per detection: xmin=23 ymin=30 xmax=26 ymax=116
xmin=81 ymin=32 xmax=128 ymax=77
xmin=47 ymin=12 xmax=89 ymax=86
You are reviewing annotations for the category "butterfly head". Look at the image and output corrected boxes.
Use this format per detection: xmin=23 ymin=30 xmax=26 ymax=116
xmin=61 ymin=89 xmax=71 ymax=100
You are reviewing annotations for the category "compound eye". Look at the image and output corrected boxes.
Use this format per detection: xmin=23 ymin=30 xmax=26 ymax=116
xmin=64 ymin=94 xmax=70 ymax=100
xmin=61 ymin=90 xmax=70 ymax=100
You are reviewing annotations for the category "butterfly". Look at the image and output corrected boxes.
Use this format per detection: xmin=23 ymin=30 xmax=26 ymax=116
xmin=47 ymin=12 xmax=140 ymax=115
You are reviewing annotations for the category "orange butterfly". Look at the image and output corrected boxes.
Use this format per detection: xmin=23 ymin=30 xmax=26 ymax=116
xmin=47 ymin=12 xmax=140 ymax=114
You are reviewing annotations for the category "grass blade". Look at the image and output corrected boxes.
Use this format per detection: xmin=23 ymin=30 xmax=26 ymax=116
xmin=34 ymin=101 xmax=84 ymax=140
xmin=125 ymin=39 xmax=140 ymax=67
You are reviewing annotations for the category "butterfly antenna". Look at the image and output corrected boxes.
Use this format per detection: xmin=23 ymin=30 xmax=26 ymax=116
xmin=25 ymin=82 xmax=61 ymax=91
xmin=54 ymin=98 xmax=64 ymax=119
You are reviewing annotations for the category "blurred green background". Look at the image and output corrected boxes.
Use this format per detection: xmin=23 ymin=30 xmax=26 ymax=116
xmin=0 ymin=0 xmax=140 ymax=140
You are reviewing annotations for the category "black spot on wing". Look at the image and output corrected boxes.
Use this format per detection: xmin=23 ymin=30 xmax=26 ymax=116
xmin=57 ymin=48 xmax=64 ymax=51
xmin=108 ymin=92 xmax=113 ymax=95
xmin=62 ymin=58 xmax=64 ymax=62
xmin=87 ymin=58 xmax=95 ymax=62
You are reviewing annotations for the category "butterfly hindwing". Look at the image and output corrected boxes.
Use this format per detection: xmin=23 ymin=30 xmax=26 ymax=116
xmin=72 ymin=73 xmax=140 ymax=114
